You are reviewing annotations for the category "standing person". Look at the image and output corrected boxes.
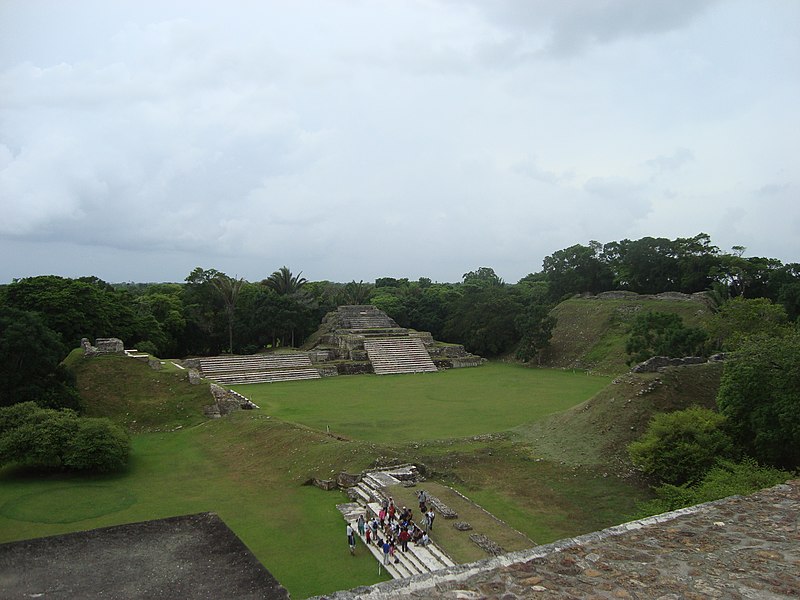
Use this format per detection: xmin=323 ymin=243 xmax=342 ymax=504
xmin=399 ymin=527 xmax=410 ymax=553
xmin=418 ymin=490 xmax=427 ymax=512
xmin=346 ymin=524 xmax=356 ymax=555
xmin=427 ymin=508 xmax=435 ymax=531
xmin=357 ymin=514 xmax=366 ymax=537
xmin=382 ymin=539 xmax=391 ymax=565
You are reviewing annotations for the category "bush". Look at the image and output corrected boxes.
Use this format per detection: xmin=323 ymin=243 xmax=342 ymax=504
xmin=636 ymin=458 xmax=793 ymax=516
xmin=64 ymin=418 xmax=130 ymax=472
xmin=625 ymin=311 xmax=707 ymax=365
xmin=628 ymin=406 xmax=734 ymax=485
xmin=0 ymin=403 xmax=130 ymax=473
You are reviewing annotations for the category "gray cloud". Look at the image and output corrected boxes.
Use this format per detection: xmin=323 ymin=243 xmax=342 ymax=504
xmin=0 ymin=1 xmax=798 ymax=284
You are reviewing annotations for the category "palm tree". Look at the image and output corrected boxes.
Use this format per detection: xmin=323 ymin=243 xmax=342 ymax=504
xmin=211 ymin=274 xmax=244 ymax=353
xmin=341 ymin=280 xmax=373 ymax=305
xmin=264 ymin=266 xmax=307 ymax=295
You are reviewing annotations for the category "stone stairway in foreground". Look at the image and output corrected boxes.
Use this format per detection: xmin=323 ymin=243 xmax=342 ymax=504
xmin=363 ymin=338 xmax=438 ymax=375
xmin=198 ymin=353 xmax=322 ymax=385
xmin=337 ymin=468 xmax=456 ymax=579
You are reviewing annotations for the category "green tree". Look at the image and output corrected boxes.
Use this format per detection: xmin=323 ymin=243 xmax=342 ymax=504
xmin=628 ymin=406 xmax=735 ymax=485
xmin=707 ymin=297 xmax=788 ymax=351
xmin=0 ymin=307 xmax=80 ymax=409
xmin=443 ymin=269 xmax=523 ymax=357
xmin=625 ymin=311 xmax=707 ymax=365
xmin=211 ymin=274 xmax=245 ymax=354
xmin=341 ymin=280 xmax=373 ymax=305
xmin=2 ymin=275 xmax=139 ymax=349
xmin=515 ymin=304 xmax=556 ymax=363
xmin=716 ymin=331 xmax=800 ymax=469
xmin=542 ymin=243 xmax=613 ymax=301
xmin=182 ymin=267 xmax=226 ymax=355
xmin=264 ymin=266 xmax=308 ymax=295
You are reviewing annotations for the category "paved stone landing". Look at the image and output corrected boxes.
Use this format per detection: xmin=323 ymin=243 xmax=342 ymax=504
xmin=0 ymin=512 xmax=289 ymax=600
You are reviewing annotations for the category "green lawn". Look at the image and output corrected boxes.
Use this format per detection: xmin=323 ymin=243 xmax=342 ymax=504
xmin=1 ymin=363 xmax=632 ymax=598
xmin=235 ymin=363 xmax=611 ymax=443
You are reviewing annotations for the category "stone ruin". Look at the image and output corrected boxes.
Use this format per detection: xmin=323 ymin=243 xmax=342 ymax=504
xmin=305 ymin=305 xmax=484 ymax=375
xmin=184 ymin=305 xmax=485 ymax=386
xmin=631 ymin=353 xmax=726 ymax=373
xmin=81 ymin=337 xmax=124 ymax=357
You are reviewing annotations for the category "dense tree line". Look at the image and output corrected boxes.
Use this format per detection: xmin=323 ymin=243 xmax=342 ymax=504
xmin=1 ymin=234 xmax=797 ymax=371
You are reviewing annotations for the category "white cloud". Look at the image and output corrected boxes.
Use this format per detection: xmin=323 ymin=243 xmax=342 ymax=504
xmin=0 ymin=0 xmax=798 ymax=283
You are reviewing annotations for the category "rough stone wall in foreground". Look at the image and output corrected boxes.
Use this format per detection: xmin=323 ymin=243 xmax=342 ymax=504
xmin=313 ymin=480 xmax=800 ymax=599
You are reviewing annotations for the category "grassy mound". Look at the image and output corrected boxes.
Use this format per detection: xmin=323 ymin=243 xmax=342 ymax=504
xmin=67 ymin=350 xmax=211 ymax=432
xmin=541 ymin=296 xmax=714 ymax=374
xmin=512 ymin=361 xmax=724 ymax=469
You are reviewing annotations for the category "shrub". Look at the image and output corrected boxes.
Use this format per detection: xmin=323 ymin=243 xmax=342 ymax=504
xmin=64 ymin=418 xmax=130 ymax=472
xmin=0 ymin=403 xmax=130 ymax=473
xmin=636 ymin=458 xmax=793 ymax=516
xmin=628 ymin=406 xmax=734 ymax=485
xmin=625 ymin=311 xmax=707 ymax=365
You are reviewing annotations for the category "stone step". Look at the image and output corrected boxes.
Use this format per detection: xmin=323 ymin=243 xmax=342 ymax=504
xmin=364 ymin=337 xmax=438 ymax=376
xmin=205 ymin=368 xmax=322 ymax=385
xmin=200 ymin=353 xmax=313 ymax=374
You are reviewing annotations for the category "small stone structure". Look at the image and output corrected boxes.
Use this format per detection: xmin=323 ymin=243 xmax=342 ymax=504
xmin=81 ymin=337 xmax=124 ymax=356
xmin=204 ymin=384 xmax=257 ymax=418
xmin=469 ymin=533 xmax=505 ymax=556
xmin=631 ymin=354 xmax=721 ymax=373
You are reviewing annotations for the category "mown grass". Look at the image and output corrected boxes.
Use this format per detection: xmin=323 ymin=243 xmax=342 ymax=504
xmin=237 ymin=363 xmax=611 ymax=443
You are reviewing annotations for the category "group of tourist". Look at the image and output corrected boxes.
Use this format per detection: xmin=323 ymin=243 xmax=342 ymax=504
xmin=347 ymin=490 xmax=437 ymax=566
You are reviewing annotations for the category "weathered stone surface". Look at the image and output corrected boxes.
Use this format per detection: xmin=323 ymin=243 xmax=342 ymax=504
xmin=427 ymin=494 xmax=458 ymax=519
xmin=338 ymin=472 xmax=363 ymax=488
xmin=81 ymin=337 xmax=124 ymax=356
xmin=631 ymin=355 xmax=720 ymax=373
xmin=311 ymin=481 xmax=800 ymax=600
xmin=188 ymin=369 xmax=201 ymax=385
xmin=454 ymin=522 xmax=473 ymax=531
xmin=470 ymin=533 xmax=505 ymax=556
xmin=0 ymin=512 xmax=289 ymax=599
xmin=309 ymin=478 xmax=337 ymax=491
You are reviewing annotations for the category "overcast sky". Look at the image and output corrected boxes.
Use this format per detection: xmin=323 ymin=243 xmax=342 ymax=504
xmin=1 ymin=1 xmax=798 ymax=285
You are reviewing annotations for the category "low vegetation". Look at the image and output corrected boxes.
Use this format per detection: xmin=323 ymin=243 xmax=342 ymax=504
xmin=0 ymin=402 xmax=130 ymax=473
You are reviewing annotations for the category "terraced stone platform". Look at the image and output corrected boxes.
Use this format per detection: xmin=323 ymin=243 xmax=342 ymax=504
xmin=198 ymin=353 xmax=322 ymax=385
xmin=337 ymin=467 xmax=456 ymax=580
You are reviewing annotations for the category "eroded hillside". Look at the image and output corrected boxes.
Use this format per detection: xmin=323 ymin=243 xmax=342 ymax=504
xmin=540 ymin=292 xmax=713 ymax=374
